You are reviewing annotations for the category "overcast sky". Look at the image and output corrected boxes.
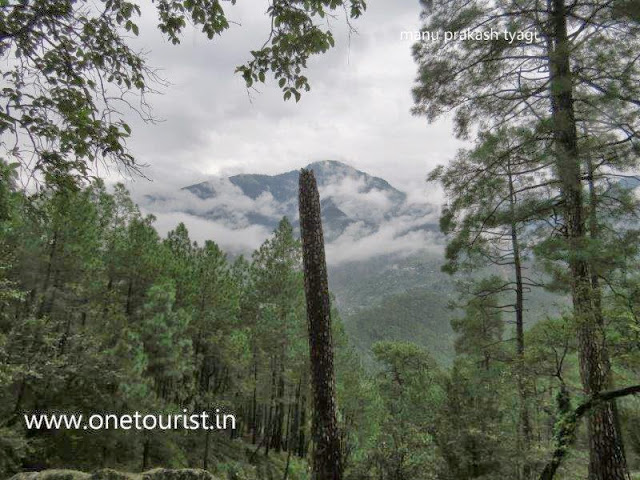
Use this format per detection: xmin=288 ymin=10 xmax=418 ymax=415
xmin=111 ymin=1 xmax=465 ymax=203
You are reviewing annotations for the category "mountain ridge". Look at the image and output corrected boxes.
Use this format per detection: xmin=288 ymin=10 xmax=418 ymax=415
xmin=145 ymin=160 xmax=440 ymax=245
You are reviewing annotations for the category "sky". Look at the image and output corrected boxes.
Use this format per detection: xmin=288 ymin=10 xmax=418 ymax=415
xmin=112 ymin=1 xmax=465 ymax=198
xmin=105 ymin=1 xmax=467 ymax=256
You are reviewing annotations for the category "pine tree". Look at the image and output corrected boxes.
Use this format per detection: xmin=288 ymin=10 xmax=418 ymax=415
xmin=412 ymin=2 xmax=640 ymax=477
xmin=430 ymin=126 xmax=556 ymax=478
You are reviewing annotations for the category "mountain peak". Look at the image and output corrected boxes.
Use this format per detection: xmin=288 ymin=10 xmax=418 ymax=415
xmin=304 ymin=159 xmax=355 ymax=171
xmin=156 ymin=161 xmax=438 ymax=244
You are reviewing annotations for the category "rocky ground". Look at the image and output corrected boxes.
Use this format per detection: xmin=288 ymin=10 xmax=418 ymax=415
xmin=9 ymin=468 xmax=216 ymax=480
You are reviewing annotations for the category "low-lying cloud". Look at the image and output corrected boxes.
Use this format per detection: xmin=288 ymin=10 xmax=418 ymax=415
xmin=325 ymin=219 xmax=442 ymax=265
xmin=134 ymin=170 xmax=443 ymax=265
xmin=145 ymin=211 xmax=273 ymax=255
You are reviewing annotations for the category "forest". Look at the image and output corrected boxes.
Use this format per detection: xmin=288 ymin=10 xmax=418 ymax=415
xmin=1 ymin=1 xmax=640 ymax=480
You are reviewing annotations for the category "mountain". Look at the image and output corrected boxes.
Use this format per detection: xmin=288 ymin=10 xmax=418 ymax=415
xmin=186 ymin=160 xmax=406 ymax=203
xmin=332 ymin=252 xmax=569 ymax=367
xmin=345 ymin=287 xmax=456 ymax=366
xmin=171 ymin=160 xmax=435 ymax=242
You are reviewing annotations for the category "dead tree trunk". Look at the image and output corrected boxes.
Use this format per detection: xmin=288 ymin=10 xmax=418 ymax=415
xmin=298 ymin=168 xmax=342 ymax=480
xmin=507 ymin=159 xmax=532 ymax=479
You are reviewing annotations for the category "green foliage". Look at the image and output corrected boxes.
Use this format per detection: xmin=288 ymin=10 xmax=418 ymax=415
xmin=344 ymin=288 xmax=455 ymax=366
xmin=355 ymin=342 xmax=443 ymax=480
xmin=414 ymin=1 xmax=640 ymax=477
xmin=0 ymin=171 xmax=638 ymax=480
xmin=0 ymin=182 xmax=375 ymax=478
xmin=450 ymin=280 xmax=505 ymax=366
xmin=235 ymin=1 xmax=366 ymax=103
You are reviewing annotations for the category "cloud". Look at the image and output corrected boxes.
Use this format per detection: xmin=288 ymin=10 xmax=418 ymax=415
xmin=108 ymin=0 xmax=467 ymax=201
xmin=319 ymin=176 xmax=394 ymax=222
xmin=133 ymin=167 xmax=444 ymax=265
xmin=135 ymin=178 xmax=286 ymax=229
xmin=147 ymin=211 xmax=273 ymax=254
xmin=326 ymin=226 xmax=442 ymax=266
xmin=110 ymin=0 xmax=462 ymax=265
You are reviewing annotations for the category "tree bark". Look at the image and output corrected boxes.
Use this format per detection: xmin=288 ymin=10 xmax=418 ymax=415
xmin=298 ymin=386 xmax=307 ymax=458
xmin=203 ymin=427 xmax=211 ymax=470
xmin=298 ymin=168 xmax=342 ymax=480
xmin=273 ymin=358 xmax=285 ymax=452
xmin=252 ymin=359 xmax=258 ymax=444
xmin=507 ymin=160 xmax=532 ymax=479
xmin=586 ymin=158 xmax=627 ymax=458
xmin=142 ymin=438 xmax=151 ymax=471
xmin=547 ymin=1 xmax=629 ymax=478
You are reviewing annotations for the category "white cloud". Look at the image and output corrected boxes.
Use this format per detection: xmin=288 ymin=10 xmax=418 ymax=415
xmin=104 ymin=2 xmax=466 ymax=263
xmin=147 ymin=211 xmax=273 ymax=254
xmin=326 ymin=222 xmax=443 ymax=266
xmin=108 ymin=1 xmax=467 ymax=200
xmin=135 ymin=178 xmax=286 ymax=229
xmin=319 ymin=176 xmax=394 ymax=222
xmin=133 ymin=168 xmax=444 ymax=265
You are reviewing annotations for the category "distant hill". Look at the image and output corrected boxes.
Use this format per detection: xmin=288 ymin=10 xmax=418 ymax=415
xmin=330 ymin=253 xmax=567 ymax=366
xmin=343 ymin=287 xmax=456 ymax=366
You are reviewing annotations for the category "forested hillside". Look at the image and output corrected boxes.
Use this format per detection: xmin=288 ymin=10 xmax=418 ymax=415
xmin=330 ymin=253 xmax=568 ymax=366
xmin=0 ymin=177 xmax=372 ymax=476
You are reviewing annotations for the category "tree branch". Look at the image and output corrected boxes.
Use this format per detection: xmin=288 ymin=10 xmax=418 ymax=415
xmin=539 ymin=384 xmax=640 ymax=480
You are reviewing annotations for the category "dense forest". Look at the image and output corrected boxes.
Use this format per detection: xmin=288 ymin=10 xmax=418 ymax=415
xmin=1 ymin=172 xmax=639 ymax=480
xmin=0 ymin=174 xmax=371 ymax=477
xmin=1 ymin=1 xmax=640 ymax=480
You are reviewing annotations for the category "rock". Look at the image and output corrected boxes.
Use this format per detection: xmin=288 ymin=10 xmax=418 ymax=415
xmin=9 ymin=469 xmax=215 ymax=480
xmin=9 ymin=471 xmax=91 ymax=480
xmin=6 ymin=474 xmax=38 ymax=480
xmin=141 ymin=469 xmax=215 ymax=480
xmin=90 ymin=469 xmax=139 ymax=480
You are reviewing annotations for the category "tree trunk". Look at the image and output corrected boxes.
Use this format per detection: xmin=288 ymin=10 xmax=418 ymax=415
xmin=272 ymin=358 xmax=285 ymax=452
xmin=586 ymin=157 xmax=627 ymax=463
xmin=298 ymin=387 xmax=307 ymax=458
xmin=507 ymin=161 xmax=532 ymax=479
xmin=266 ymin=357 xmax=277 ymax=456
xmin=38 ymin=230 xmax=58 ymax=318
xmin=291 ymin=375 xmax=302 ymax=455
xmin=125 ymin=278 xmax=134 ymax=318
xmin=298 ymin=168 xmax=342 ymax=480
xmin=539 ymin=385 xmax=640 ymax=480
xmin=547 ymin=1 xmax=628 ymax=478
xmin=203 ymin=427 xmax=211 ymax=470
xmin=142 ymin=438 xmax=151 ymax=471
xmin=252 ymin=359 xmax=258 ymax=444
